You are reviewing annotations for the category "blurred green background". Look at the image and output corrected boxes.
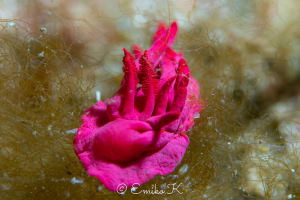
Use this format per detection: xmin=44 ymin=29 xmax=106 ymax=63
xmin=0 ymin=0 xmax=299 ymax=199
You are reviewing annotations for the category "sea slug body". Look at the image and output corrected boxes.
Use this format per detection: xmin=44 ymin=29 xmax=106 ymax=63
xmin=73 ymin=21 xmax=201 ymax=192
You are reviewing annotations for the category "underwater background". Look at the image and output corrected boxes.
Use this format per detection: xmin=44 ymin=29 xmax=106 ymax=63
xmin=0 ymin=0 xmax=299 ymax=199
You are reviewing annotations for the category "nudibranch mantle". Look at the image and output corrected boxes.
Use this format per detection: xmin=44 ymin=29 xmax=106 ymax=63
xmin=73 ymin=21 xmax=201 ymax=192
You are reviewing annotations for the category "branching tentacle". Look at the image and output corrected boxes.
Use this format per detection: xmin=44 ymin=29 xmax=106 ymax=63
xmin=121 ymin=48 xmax=138 ymax=119
xmin=139 ymin=51 xmax=158 ymax=119
xmin=154 ymin=76 xmax=176 ymax=115
xmin=170 ymin=59 xmax=190 ymax=112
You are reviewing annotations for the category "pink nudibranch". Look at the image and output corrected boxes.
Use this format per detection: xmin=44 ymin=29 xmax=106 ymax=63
xmin=73 ymin=21 xmax=202 ymax=192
